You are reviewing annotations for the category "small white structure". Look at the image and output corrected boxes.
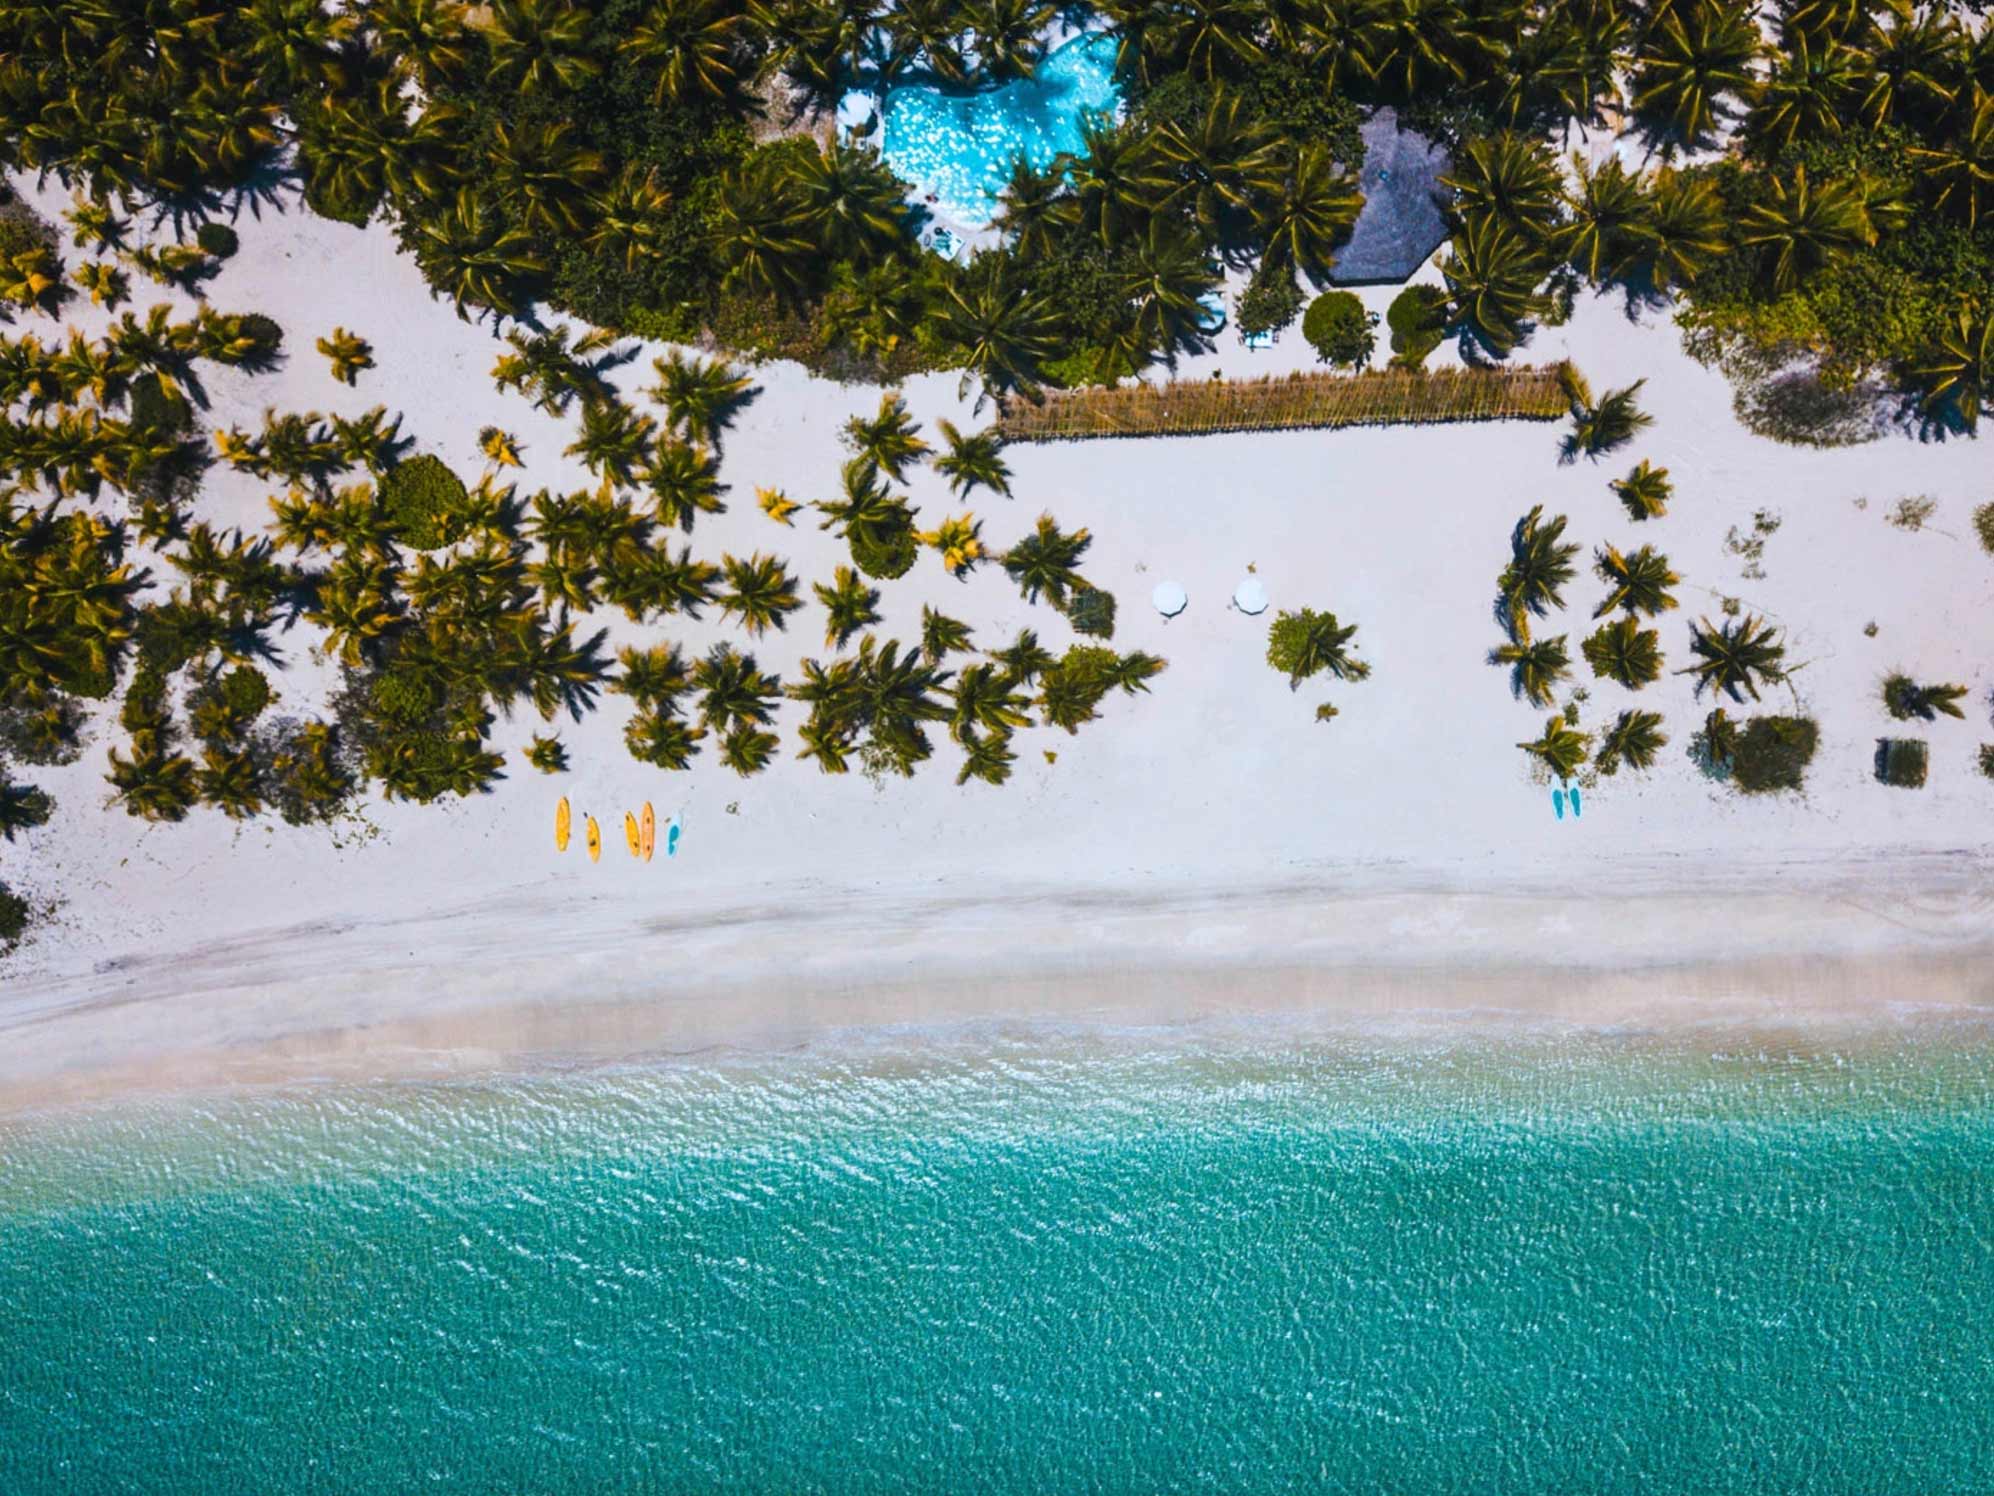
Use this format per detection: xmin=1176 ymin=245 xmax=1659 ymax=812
xmin=1232 ymin=577 xmax=1268 ymax=615
xmin=1151 ymin=581 xmax=1187 ymax=618
xmin=836 ymin=91 xmax=879 ymax=140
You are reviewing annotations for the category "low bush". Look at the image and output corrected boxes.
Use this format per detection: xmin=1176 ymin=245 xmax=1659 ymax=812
xmin=1066 ymin=586 xmax=1117 ymax=639
xmin=1978 ymin=744 xmax=1994 ymax=780
xmin=1975 ymin=502 xmax=1994 ymax=555
xmin=1302 ymin=291 xmax=1377 ymax=368
xmin=1386 ymin=285 xmax=1449 ymax=368
xmin=194 ymin=221 xmax=239 ymax=259
xmin=848 ymin=522 xmax=918 ymax=581
xmin=1732 ymin=715 xmax=1819 ymax=794
xmin=0 ymin=882 xmax=28 ymax=949
xmin=1237 ymin=263 xmax=1305 ymax=340
xmin=1875 ymin=737 xmax=1929 ymax=788
xmin=128 ymin=371 xmax=191 ymax=437
xmin=379 ymin=454 xmax=472 ymax=550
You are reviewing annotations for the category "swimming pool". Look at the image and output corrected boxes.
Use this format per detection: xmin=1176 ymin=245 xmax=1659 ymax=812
xmin=852 ymin=31 xmax=1122 ymax=233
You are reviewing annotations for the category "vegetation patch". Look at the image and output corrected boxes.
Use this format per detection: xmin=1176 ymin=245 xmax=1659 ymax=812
xmin=0 ymin=882 xmax=29 ymax=951
xmin=379 ymin=454 xmax=472 ymax=550
xmin=1385 ymin=286 xmax=1448 ymax=369
xmin=1267 ymin=609 xmax=1369 ymax=691
xmin=1717 ymin=714 xmax=1819 ymax=795
xmin=1301 ymin=291 xmax=1376 ymax=368
xmin=1875 ymin=737 xmax=1929 ymax=789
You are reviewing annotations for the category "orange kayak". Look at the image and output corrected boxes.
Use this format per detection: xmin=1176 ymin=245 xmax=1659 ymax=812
xmin=639 ymin=803 xmax=656 ymax=862
xmin=554 ymin=797 xmax=571 ymax=852
xmin=584 ymin=815 xmax=601 ymax=862
xmin=624 ymin=811 xmax=641 ymax=857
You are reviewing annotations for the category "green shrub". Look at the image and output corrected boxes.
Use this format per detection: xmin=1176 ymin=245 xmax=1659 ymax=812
xmin=194 ymin=221 xmax=239 ymax=258
xmin=1975 ymin=503 xmax=1994 ymax=555
xmin=379 ymin=454 xmax=471 ymax=549
xmin=1237 ymin=263 xmax=1304 ymax=339
xmin=849 ymin=522 xmax=918 ymax=580
xmin=236 ymin=312 xmax=283 ymax=357
xmin=189 ymin=665 xmax=273 ymax=744
xmin=1875 ymin=737 xmax=1929 ymax=788
xmin=1302 ymin=291 xmax=1376 ymax=368
xmin=127 ymin=371 xmax=191 ymax=437
xmin=1978 ymin=744 xmax=1994 ymax=780
xmin=1066 ymin=586 xmax=1117 ymax=639
xmin=370 ymin=668 xmax=441 ymax=727
xmin=0 ymin=882 xmax=28 ymax=949
xmin=1386 ymin=285 xmax=1449 ymax=368
xmin=1732 ymin=715 xmax=1819 ymax=794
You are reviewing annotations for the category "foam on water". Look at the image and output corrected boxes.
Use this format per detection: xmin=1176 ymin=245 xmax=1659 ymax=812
xmin=860 ymin=32 xmax=1121 ymax=231
xmin=4 ymin=1031 xmax=1993 ymax=1493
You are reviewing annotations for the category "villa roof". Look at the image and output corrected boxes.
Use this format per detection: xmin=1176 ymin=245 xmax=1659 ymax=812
xmin=1329 ymin=107 xmax=1452 ymax=287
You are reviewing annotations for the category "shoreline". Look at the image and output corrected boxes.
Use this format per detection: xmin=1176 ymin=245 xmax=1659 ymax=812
xmin=6 ymin=868 xmax=1993 ymax=1116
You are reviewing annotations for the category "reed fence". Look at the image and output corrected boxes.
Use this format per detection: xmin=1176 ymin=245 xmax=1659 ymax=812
xmin=996 ymin=364 xmax=1571 ymax=442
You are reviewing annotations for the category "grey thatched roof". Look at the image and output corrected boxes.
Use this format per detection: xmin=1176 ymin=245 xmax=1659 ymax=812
xmin=1329 ymin=107 xmax=1452 ymax=287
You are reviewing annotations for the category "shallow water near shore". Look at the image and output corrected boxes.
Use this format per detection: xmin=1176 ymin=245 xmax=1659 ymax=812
xmin=5 ymin=1028 xmax=1994 ymax=1494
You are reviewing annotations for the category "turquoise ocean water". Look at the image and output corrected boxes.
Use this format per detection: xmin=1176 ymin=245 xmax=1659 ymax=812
xmin=4 ymin=1029 xmax=1993 ymax=1493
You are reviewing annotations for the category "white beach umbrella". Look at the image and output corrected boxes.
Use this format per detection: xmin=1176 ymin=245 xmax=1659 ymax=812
xmin=1152 ymin=581 xmax=1188 ymax=618
xmin=1232 ymin=577 xmax=1268 ymax=615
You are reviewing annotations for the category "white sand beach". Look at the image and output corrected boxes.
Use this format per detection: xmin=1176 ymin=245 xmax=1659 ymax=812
xmin=4 ymin=173 xmax=1993 ymax=1110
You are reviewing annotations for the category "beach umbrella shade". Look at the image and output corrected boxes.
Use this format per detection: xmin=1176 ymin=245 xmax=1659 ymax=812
xmin=1233 ymin=577 xmax=1268 ymax=615
xmin=1152 ymin=581 xmax=1188 ymax=617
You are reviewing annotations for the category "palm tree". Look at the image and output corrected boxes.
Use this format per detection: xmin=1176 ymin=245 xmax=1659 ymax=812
xmin=948 ymin=662 xmax=1033 ymax=744
xmin=1154 ymin=94 xmax=1281 ymax=240
xmin=1564 ymin=154 xmax=1649 ymax=284
xmin=710 ymin=160 xmax=815 ymax=299
xmin=785 ymin=144 xmax=910 ymax=261
xmin=107 ymin=744 xmax=199 ymax=822
xmin=1738 ymin=166 xmax=1875 ymax=293
xmin=694 ymin=644 xmax=782 ymax=731
xmin=1681 ymin=614 xmax=1788 ymax=700
xmin=1490 ymin=633 xmax=1570 ymax=706
xmin=1559 ymin=365 xmax=1652 ymax=461
xmin=936 ymin=256 xmax=1061 ymax=400
xmin=626 ymin=711 xmax=707 ymax=770
xmin=1444 ymin=133 xmax=1565 ymax=242
xmin=565 ymin=400 xmax=656 ymax=489
xmin=622 ymin=0 xmax=748 ymax=104
xmin=1069 ymin=117 xmax=1169 ymax=248
xmin=1593 ymin=544 xmax=1680 ymax=617
xmin=989 ymin=628 xmax=1056 ymax=684
xmin=649 ymin=351 xmax=753 ymax=449
xmin=1910 ymin=305 xmax=1992 ymax=432
xmin=717 ymin=725 xmax=776 ymax=776
xmin=718 ymin=552 xmax=802 ymax=635
xmin=956 ymin=731 xmax=1019 ymax=786
xmin=1882 ymin=673 xmax=1969 ymax=720
xmin=1003 ymin=513 xmax=1092 ymax=609
xmin=843 ymin=392 xmax=931 ymax=480
xmin=367 ymin=0 xmax=475 ymax=88
xmin=1631 ymin=0 xmax=1761 ymax=143
xmin=1256 ymin=145 xmax=1363 ymax=283
xmin=1153 ymin=0 xmax=1268 ymax=79
xmin=920 ymin=606 xmax=974 ymax=663
xmin=1442 ymin=215 xmax=1548 ymax=357
xmin=1518 ymin=716 xmax=1591 ymax=779
xmin=642 ymin=441 xmax=726 ymax=530
xmin=1745 ymin=34 xmax=1860 ymax=154
xmin=994 ymin=155 xmax=1077 ymax=260
xmin=815 ymin=565 xmax=881 ymax=648
xmin=310 ymin=327 xmax=373 ymax=388
xmin=481 ymin=0 xmax=600 ymax=93
xmin=0 ymin=778 xmax=52 ymax=840
xmin=1498 ymin=505 xmax=1579 ymax=636
xmin=412 ymin=189 xmax=549 ymax=320
xmin=1857 ymin=0 xmax=1961 ymax=130
xmin=616 ymin=643 xmax=694 ymax=711
xmin=1641 ymin=169 xmax=1729 ymax=288
xmin=1611 ymin=460 xmax=1673 ymax=520
xmin=1122 ymin=218 xmax=1223 ymax=350
xmin=1267 ymin=608 xmax=1370 ymax=687
xmin=966 ymin=0 xmax=1053 ymax=77
xmin=196 ymin=746 xmax=263 ymax=820
xmin=917 ymin=513 xmax=985 ymax=576
xmin=1582 ymin=616 xmax=1664 ymax=688
xmin=933 ymin=421 xmax=1012 ymax=498
xmin=1595 ymin=710 xmax=1667 ymax=775
xmin=1910 ymin=86 xmax=1994 ymax=229
xmin=1364 ymin=0 xmax=1470 ymax=98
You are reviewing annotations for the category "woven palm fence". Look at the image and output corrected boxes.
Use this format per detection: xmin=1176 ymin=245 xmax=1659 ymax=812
xmin=996 ymin=364 xmax=1571 ymax=442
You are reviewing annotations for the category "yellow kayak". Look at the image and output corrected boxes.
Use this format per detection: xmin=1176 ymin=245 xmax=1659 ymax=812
xmin=640 ymin=803 xmax=656 ymax=862
xmin=584 ymin=815 xmax=601 ymax=863
xmin=624 ymin=811 xmax=641 ymax=858
xmin=554 ymin=797 xmax=571 ymax=852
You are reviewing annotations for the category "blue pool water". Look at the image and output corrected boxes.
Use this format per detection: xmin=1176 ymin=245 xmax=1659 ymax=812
xmin=5 ymin=1031 xmax=1994 ymax=1493
xmin=858 ymin=31 xmax=1122 ymax=231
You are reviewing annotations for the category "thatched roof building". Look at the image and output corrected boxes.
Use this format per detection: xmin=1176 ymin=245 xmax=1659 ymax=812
xmin=1330 ymin=107 xmax=1452 ymax=287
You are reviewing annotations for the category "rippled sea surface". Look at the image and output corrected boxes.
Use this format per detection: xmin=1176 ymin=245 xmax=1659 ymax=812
xmin=4 ymin=1030 xmax=1993 ymax=1494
